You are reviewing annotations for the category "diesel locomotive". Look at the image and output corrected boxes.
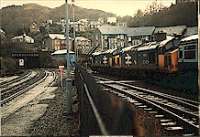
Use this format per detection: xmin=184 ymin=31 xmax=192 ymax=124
xmin=90 ymin=34 xmax=198 ymax=78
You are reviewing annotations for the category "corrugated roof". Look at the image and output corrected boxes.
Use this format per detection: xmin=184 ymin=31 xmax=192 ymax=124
xmin=184 ymin=26 xmax=198 ymax=37
xmin=98 ymin=25 xmax=127 ymax=35
xmin=154 ymin=25 xmax=187 ymax=36
xmin=126 ymin=26 xmax=155 ymax=37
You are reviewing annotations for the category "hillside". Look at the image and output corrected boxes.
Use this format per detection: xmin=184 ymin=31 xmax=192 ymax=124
xmin=128 ymin=2 xmax=198 ymax=27
xmin=0 ymin=3 xmax=115 ymax=35
xmin=49 ymin=4 xmax=114 ymax=21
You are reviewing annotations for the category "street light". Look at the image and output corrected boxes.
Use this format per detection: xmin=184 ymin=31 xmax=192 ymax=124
xmin=198 ymin=0 xmax=200 ymax=100
xmin=65 ymin=0 xmax=70 ymax=71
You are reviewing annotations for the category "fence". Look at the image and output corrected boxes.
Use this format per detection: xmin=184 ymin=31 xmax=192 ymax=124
xmin=75 ymin=64 xmax=135 ymax=136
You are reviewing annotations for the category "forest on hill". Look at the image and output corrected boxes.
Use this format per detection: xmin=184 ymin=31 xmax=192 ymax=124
xmin=118 ymin=2 xmax=197 ymax=27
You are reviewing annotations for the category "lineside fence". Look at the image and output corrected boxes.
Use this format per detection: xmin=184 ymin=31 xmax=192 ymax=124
xmin=75 ymin=64 xmax=135 ymax=136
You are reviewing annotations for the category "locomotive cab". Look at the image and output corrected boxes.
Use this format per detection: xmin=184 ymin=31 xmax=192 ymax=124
xmin=164 ymin=49 xmax=178 ymax=73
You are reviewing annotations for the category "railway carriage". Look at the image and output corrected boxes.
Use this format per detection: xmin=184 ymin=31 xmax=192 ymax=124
xmin=178 ymin=34 xmax=198 ymax=72
xmin=136 ymin=42 xmax=159 ymax=72
xmin=157 ymin=36 xmax=179 ymax=73
xmin=120 ymin=44 xmax=141 ymax=69
xmin=90 ymin=34 xmax=198 ymax=76
xmin=92 ymin=51 xmax=102 ymax=66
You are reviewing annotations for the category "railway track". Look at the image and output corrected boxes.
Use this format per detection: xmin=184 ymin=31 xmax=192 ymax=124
xmin=94 ymin=76 xmax=199 ymax=136
xmin=0 ymin=71 xmax=32 ymax=89
xmin=1 ymin=70 xmax=48 ymax=106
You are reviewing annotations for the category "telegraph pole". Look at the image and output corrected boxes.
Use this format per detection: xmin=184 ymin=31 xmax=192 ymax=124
xmin=198 ymin=0 xmax=200 ymax=101
xmin=65 ymin=0 xmax=70 ymax=71
xmin=72 ymin=0 xmax=77 ymax=61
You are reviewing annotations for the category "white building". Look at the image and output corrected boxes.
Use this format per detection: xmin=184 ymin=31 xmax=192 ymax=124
xmin=75 ymin=37 xmax=91 ymax=54
xmin=107 ymin=17 xmax=117 ymax=24
xmin=12 ymin=34 xmax=34 ymax=44
xmin=0 ymin=29 xmax=6 ymax=40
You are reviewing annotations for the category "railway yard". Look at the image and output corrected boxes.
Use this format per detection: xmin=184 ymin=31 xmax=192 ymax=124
xmin=0 ymin=67 xmax=199 ymax=136
xmin=96 ymin=75 xmax=199 ymax=136
xmin=0 ymin=70 xmax=79 ymax=136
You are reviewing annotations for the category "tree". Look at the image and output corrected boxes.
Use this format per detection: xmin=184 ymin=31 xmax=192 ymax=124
xmin=144 ymin=0 xmax=164 ymax=15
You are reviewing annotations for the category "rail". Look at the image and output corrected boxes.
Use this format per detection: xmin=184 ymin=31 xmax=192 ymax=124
xmin=75 ymin=64 xmax=108 ymax=136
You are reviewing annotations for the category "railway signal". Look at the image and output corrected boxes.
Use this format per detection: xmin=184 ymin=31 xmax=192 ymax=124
xmin=19 ymin=59 xmax=24 ymax=67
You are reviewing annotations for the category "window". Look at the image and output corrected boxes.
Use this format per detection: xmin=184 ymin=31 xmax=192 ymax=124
xmin=179 ymin=50 xmax=183 ymax=59
xmin=184 ymin=50 xmax=196 ymax=59
xmin=184 ymin=45 xmax=195 ymax=50
xmin=183 ymin=44 xmax=196 ymax=59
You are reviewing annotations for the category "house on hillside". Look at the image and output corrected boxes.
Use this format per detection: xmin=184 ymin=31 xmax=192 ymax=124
xmin=78 ymin=19 xmax=89 ymax=32
xmin=43 ymin=34 xmax=72 ymax=52
xmin=75 ymin=37 xmax=92 ymax=55
xmin=107 ymin=17 xmax=117 ymax=25
xmin=98 ymin=25 xmax=127 ymax=50
xmin=89 ymin=20 xmax=102 ymax=30
xmin=126 ymin=26 xmax=155 ymax=47
xmin=0 ymin=29 xmax=6 ymax=40
xmin=30 ymin=22 xmax=39 ymax=33
xmin=11 ymin=34 xmax=34 ymax=44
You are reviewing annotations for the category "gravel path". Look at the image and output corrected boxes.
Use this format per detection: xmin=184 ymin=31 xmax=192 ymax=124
xmin=1 ymin=71 xmax=79 ymax=136
xmin=30 ymin=86 xmax=80 ymax=136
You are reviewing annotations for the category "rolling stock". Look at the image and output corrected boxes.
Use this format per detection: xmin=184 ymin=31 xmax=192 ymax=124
xmin=90 ymin=34 xmax=198 ymax=76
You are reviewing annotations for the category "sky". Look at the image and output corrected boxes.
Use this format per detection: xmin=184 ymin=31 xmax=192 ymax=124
xmin=1 ymin=0 xmax=175 ymax=16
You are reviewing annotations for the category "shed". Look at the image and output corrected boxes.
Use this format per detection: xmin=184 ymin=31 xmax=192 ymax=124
xmin=51 ymin=49 xmax=76 ymax=67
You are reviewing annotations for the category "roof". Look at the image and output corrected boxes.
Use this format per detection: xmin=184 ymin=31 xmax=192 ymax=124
xmin=51 ymin=49 xmax=75 ymax=55
xmin=154 ymin=25 xmax=187 ymax=36
xmin=159 ymin=36 xmax=174 ymax=47
xmin=121 ymin=44 xmax=142 ymax=52
xmin=126 ymin=26 xmax=155 ymax=37
xmin=180 ymin=34 xmax=198 ymax=42
xmin=92 ymin=51 xmax=102 ymax=56
xmin=0 ymin=29 xmax=5 ymax=34
xmin=49 ymin=34 xmax=72 ymax=40
xmin=101 ymin=48 xmax=117 ymax=54
xmin=168 ymin=49 xmax=178 ymax=54
xmin=12 ymin=34 xmax=33 ymax=40
xmin=98 ymin=25 xmax=127 ymax=35
xmin=184 ymin=26 xmax=198 ymax=37
xmin=137 ymin=42 xmax=159 ymax=51
xmin=75 ymin=37 xmax=90 ymax=41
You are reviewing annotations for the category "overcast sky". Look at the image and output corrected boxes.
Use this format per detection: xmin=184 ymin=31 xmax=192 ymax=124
xmin=1 ymin=0 xmax=175 ymax=16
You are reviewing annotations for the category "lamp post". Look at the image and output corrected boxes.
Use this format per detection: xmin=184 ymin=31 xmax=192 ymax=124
xmin=65 ymin=0 xmax=70 ymax=71
xmin=198 ymin=0 xmax=200 ymax=102
xmin=72 ymin=0 xmax=77 ymax=62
